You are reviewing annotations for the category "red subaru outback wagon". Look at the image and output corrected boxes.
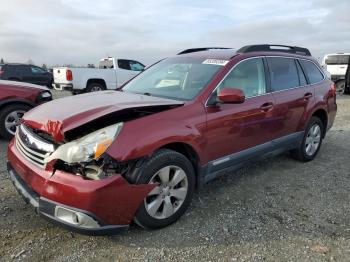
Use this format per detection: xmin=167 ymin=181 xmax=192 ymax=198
xmin=7 ymin=45 xmax=337 ymax=235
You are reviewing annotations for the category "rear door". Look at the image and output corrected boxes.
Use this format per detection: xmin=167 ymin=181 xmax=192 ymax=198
xmin=267 ymin=56 xmax=315 ymax=143
xmin=15 ymin=65 xmax=33 ymax=83
xmin=204 ymin=57 xmax=276 ymax=171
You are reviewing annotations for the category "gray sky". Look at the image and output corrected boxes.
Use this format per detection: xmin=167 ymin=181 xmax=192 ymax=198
xmin=0 ymin=0 xmax=349 ymax=66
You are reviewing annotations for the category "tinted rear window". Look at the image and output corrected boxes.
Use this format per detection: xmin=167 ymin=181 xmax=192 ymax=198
xmin=325 ymin=55 xmax=350 ymax=65
xmin=267 ymin=57 xmax=299 ymax=91
xmin=301 ymin=60 xmax=324 ymax=84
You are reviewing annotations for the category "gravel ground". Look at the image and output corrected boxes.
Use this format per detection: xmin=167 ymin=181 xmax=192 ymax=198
xmin=1 ymin=91 xmax=350 ymax=261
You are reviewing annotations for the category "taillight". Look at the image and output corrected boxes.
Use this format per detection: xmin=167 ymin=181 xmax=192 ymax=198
xmin=0 ymin=69 xmax=4 ymax=76
xmin=331 ymin=82 xmax=336 ymax=94
xmin=66 ymin=70 xmax=73 ymax=81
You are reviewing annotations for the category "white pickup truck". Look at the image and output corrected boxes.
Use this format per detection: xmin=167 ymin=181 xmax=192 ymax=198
xmin=322 ymin=53 xmax=350 ymax=92
xmin=53 ymin=57 xmax=145 ymax=94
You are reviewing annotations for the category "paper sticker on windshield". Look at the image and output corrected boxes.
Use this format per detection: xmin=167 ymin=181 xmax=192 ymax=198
xmin=202 ymin=59 xmax=229 ymax=66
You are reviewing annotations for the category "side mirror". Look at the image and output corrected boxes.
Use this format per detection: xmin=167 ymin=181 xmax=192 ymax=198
xmin=217 ymin=88 xmax=245 ymax=104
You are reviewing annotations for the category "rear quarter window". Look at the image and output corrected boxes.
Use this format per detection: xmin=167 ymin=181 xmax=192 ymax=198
xmin=301 ymin=60 xmax=324 ymax=84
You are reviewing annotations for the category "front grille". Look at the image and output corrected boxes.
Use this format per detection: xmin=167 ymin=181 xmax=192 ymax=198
xmin=15 ymin=125 xmax=55 ymax=168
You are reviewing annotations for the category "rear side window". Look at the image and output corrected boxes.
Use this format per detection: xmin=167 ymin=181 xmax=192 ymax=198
xmin=301 ymin=60 xmax=324 ymax=84
xmin=15 ymin=65 xmax=31 ymax=75
xmin=267 ymin=57 xmax=299 ymax=91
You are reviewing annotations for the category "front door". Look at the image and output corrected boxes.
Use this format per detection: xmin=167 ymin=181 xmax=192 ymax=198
xmin=204 ymin=57 xmax=276 ymax=174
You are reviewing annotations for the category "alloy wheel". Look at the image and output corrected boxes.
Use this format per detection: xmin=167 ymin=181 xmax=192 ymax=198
xmin=305 ymin=124 xmax=321 ymax=156
xmin=144 ymin=165 xmax=188 ymax=219
xmin=4 ymin=110 xmax=25 ymax=135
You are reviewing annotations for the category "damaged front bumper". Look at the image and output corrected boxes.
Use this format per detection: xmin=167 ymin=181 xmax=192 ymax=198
xmin=7 ymin=140 xmax=156 ymax=235
xmin=7 ymin=163 xmax=127 ymax=235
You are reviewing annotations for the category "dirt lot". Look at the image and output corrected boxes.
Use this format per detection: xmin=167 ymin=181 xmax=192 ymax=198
xmin=1 ymin=91 xmax=350 ymax=261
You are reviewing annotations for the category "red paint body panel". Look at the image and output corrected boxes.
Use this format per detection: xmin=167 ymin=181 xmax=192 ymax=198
xmin=204 ymin=94 xmax=276 ymax=161
xmin=0 ymin=80 xmax=47 ymax=105
xmin=7 ymin=140 xmax=155 ymax=225
xmin=22 ymin=90 xmax=183 ymax=141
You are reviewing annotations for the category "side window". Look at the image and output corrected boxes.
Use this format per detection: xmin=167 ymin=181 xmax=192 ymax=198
xmin=15 ymin=65 xmax=31 ymax=75
xmin=117 ymin=59 xmax=131 ymax=70
xmin=296 ymin=60 xmax=307 ymax=86
xmin=267 ymin=57 xmax=299 ymax=91
xmin=218 ymin=58 xmax=266 ymax=97
xmin=301 ymin=60 xmax=324 ymax=84
xmin=30 ymin=66 xmax=45 ymax=74
xmin=129 ymin=61 xmax=145 ymax=71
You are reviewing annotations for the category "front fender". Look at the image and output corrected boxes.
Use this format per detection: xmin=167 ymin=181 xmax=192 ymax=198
xmin=105 ymin=103 xmax=206 ymax=164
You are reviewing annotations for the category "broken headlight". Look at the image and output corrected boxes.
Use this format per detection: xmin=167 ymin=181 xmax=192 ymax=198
xmin=46 ymin=123 xmax=123 ymax=164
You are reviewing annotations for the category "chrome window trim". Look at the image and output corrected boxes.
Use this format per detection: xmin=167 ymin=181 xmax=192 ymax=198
xmin=205 ymin=55 xmax=326 ymax=107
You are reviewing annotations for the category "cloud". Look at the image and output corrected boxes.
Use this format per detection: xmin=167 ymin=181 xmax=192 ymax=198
xmin=0 ymin=0 xmax=349 ymax=66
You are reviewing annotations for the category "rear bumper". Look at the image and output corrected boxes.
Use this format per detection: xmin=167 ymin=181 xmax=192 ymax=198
xmin=7 ymin=163 xmax=127 ymax=235
xmin=7 ymin=140 xmax=155 ymax=235
xmin=54 ymin=83 xmax=73 ymax=91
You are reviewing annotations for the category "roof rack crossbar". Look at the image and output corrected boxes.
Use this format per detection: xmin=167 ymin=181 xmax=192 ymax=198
xmin=177 ymin=47 xmax=231 ymax=55
xmin=237 ymin=44 xmax=311 ymax=56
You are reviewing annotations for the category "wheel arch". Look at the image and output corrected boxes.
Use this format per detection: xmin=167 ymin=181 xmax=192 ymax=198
xmin=86 ymin=79 xmax=107 ymax=89
xmin=0 ymin=99 xmax=35 ymax=111
xmin=311 ymin=108 xmax=328 ymax=137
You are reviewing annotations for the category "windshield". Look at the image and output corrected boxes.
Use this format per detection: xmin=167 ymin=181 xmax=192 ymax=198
xmin=122 ymin=57 xmax=223 ymax=100
xmin=325 ymin=55 xmax=350 ymax=65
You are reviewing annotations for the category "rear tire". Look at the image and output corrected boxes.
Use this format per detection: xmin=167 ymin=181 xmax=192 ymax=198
xmin=290 ymin=117 xmax=323 ymax=162
xmin=128 ymin=149 xmax=195 ymax=229
xmin=86 ymin=83 xmax=105 ymax=92
xmin=0 ymin=104 xmax=31 ymax=139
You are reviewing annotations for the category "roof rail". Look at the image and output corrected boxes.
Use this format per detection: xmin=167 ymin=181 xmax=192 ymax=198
xmin=177 ymin=47 xmax=231 ymax=55
xmin=237 ymin=44 xmax=311 ymax=56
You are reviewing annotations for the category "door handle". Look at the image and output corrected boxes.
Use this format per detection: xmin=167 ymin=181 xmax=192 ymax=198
xmin=260 ymin=102 xmax=273 ymax=112
xmin=303 ymin=93 xmax=313 ymax=100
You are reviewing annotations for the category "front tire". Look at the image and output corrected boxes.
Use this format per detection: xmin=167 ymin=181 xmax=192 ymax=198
xmin=0 ymin=104 xmax=31 ymax=139
xmin=129 ymin=149 xmax=195 ymax=229
xmin=290 ymin=116 xmax=324 ymax=162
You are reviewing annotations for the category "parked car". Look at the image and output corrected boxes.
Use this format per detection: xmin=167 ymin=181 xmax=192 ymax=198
xmin=7 ymin=45 xmax=336 ymax=235
xmin=0 ymin=80 xmax=52 ymax=139
xmin=53 ymin=57 xmax=145 ymax=94
xmin=322 ymin=53 xmax=350 ymax=92
xmin=0 ymin=64 xmax=53 ymax=88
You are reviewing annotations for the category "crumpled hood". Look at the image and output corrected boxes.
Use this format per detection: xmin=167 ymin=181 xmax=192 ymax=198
xmin=22 ymin=90 xmax=183 ymax=141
